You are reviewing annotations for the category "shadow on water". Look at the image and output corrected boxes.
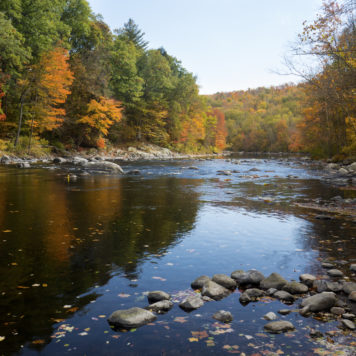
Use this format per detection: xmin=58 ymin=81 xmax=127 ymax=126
xmin=0 ymin=169 xmax=201 ymax=354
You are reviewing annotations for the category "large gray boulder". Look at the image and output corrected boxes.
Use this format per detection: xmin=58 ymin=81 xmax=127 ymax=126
xmin=274 ymin=290 xmax=294 ymax=303
xmin=264 ymin=321 xmax=295 ymax=334
xmin=239 ymin=288 xmax=265 ymax=303
xmin=260 ymin=273 xmax=288 ymax=290
xmin=85 ymin=161 xmax=124 ymax=174
xmin=72 ymin=156 xmax=88 ymax=165
xmin=212 ymin=274 xmax=237 ymax=290
xmin=231 ymin=269 xmax=264 ymax=285
xmin=147 ymin=291 xmax=171 ymax=304
xmin=201 ymin=280 xmax=230 ymax=300
xmin=108 ymin=307 xmax=156 ymax=328
xmin=283 ymin=281 xmax=308 ymax=294
xmin=313 ymin=280 xmax=343 ymax=293
xmin=179 ymin=296 xmax=204 ymax=311
xmin=327 ymin=269 xmax=344 ymax=278
xmin=300 ymin=292 xmax=336 ymax=312
xmin=191 ymin=275 xmax=211 ymax=290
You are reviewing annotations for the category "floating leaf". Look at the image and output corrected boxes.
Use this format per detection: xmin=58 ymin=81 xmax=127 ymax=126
xmin=0 ymin=336 xmax=5 ymax=342
xmin=118 ymin=293 xmax=130 ymax=298
xmin=3 ymin=230 xmax=12 ymax=233
xmin=98 ymin=315 xmax=106 ymax=318
xmin=174 ymin=317 xmax=187 ymax=324
xmin=189 ymin=337 xmax=199 ymax=342
xmin=152 ymin=276 xmax=167 ymax=281
xmin=32 ymin=339 xmax=46 ymax=345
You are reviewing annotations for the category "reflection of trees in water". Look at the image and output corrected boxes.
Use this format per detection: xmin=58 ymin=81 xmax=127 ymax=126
xmin=0 ymin=172 xmax=201 ymax=354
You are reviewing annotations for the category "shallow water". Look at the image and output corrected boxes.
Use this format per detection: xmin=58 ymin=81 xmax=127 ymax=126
xmin=0 ymin=157 xmax=355 ymax=355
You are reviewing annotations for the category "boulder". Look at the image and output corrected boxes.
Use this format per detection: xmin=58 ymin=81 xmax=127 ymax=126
xmin=349 ymin=291 xmax=356 ymax=302
xmin=338 ymin=167 xmax=348 ymax=175
xmin=212 ymin=274 xmax=237 ymax=290
xmin=147 ymin=291 xmax=171 ymax=304
xmin=313 ymin=280 xmax=343 ymax=293
xmin=53 ymin=157 xmax=66 ymax=164
xmin=147 ymin=300 xmax=173 ymax=313
xmin=202 ymin=281 xmax=230 ymax=300
xmin=191 ymin=276 xmax=211 ymax=290
xmin=273 ymin=290 xmax=294 ymax=303
xmin=179 ymin=296 xmax=204 ymax=311
xmin=330 ymin=307 xmax=345 ymax=315
xmin=0 ymin=154 xmax=11 ymax=164
xmin=350 ymin=264 xmax=356 ymax=272
xmin=278 ymin=309 xmax=291 ymax=315
xmin=342 ymin=313 xmax=355 ymax=320
xmin=283 ymin=281 xmax=308 ymax=294
xmin=72 ymin=156 xmax=88 ymax=165
xmin=266 ymin=288 xmax=278 ymax=296
xmin=17 ymin=162 xmax=30 ymax=168
xmin=231 ymin=269 xmax=264 ymax=285
xmin=299 ymin=274 xmax=316 ymax=287
xmin=260 ymin=273 xmax=288 ymax=290
xmin=108 ymin=307 xmax=156 ymax=329
xmin=321 ymin=262 xmax=334 ymax=269
xmin=85 ymin=161 xmax=124 ymax=174
xmin=239 ymin=288 xmax=265 ymax=303
xmin=300 ymin=292 xmax=336 ymax=312
xmin=264 ymin=321 xmax=295 ymax=334
xmin=264 ymin=312 xmax=277 ymax=321
xmin=212 ymin=310 xmax=233 ymax=323
xmin=348 ymin=162 xmax=356 ymax=172
xmin=343 ymin=282 xmax=356 ymax=295
xmin=327 ymin=269 xmax=344 ymax=278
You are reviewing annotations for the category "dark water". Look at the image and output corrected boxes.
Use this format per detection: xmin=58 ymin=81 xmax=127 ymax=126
xmin=0 ymin=157 xmax=355 ymax=355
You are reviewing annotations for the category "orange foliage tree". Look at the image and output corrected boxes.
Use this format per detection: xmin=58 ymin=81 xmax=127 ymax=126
xmin=78 ymin=97 xmax=123 ymax=147
xmin=213 ymin=108 xmax=227 ymax=150
xmin=30 ymin=46 xmax=74 ymax=133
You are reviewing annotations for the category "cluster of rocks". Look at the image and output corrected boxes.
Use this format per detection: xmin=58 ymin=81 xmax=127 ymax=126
xmin=107 ymin=266 xmax=356 ymax=334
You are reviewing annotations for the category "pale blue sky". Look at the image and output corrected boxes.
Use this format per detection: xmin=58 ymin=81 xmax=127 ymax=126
xmin=88 ymin=0 xmax=322 ymax=94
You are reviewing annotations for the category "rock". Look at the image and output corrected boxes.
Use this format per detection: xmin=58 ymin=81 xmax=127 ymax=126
xmin=342 ymin=282 xmax=356 ymax=295
xmin=342 ymin=313 xmax=355 ymax=320
xmin=260 ymin=273 xmax=288 ymax=290
xmin=191 ymin=276 xmax=211 ymax=290
xmin=264 ymin=321 xmax=295 ymax=334
xmin=327 ymin=269 xmax=344 ymax=278
xmin=348 ymin=162 xmax=356 ymax=172
xmin=300 ymin=292 xmax=336 ymax=312
xmin=299 ymin=274 xmax=316 ymax=287
xmin=349 ymin=291 xmax=356 ymax=302
xmin=17 ymin=162 xmax=30 ymax=168
xmin=278 ymin=309 xmax=291 ymax=315
xmin=85 ymin=161 xmax=124 ymax=174
xmin=127 ymin=169 xmax=141 ymax=175
xmin=212 ymin=310 xmax=233 ymax=323
xmin=267 ymin=288 xmax=278 ymax=296
xmin=338 ymin=167 xmax=348 ymax=175
xmin=188 ymin=166 xmax=199 ymax=170
xmin=315 ymin=215 xmax=333 ymax=220
xmin=331 ymin=307 xmax=345 ymax=315
xmin=217 ymin=170 xmax=232 ymax=176
xmin=179 ymin=296 xmax=204 ymax=311
xmin=108 ymin=307 xmax=156 ymax=329
xmin=147 ymin=300 xmax=173 ymax=313
xmin=283 ymin=281 xmax=308 ymax=294
xmin=72 ymin=156 xmax=88 ymax=165
xmin=202 ymin=296 xmax=214 ymax=302
xmin=232 ymin=270 xmax=265 ymax=285
xmin=326 ymin=163 xmax=338 ymax=170
xmin=341 ymin=319 xmax=355 ymax=330
xmin=53 ymin=157 xmax=66 ymax=164
xmin=299 ymin=305 xmax=311 ymax=317
xmin=239 ymin=288 xmax=265 ymax=303
xmin=350 ymin=264 xmax=356 ymax=272
xmin=201 ymin=280 xmax=230 ymax=300
xmin=322 ymin=262 xmax=334 ymax=269
xmin=313 ymin=280 xmax=343 ymax=293
xmin=273 ymin=290 xmax=294 ymax=303
xmin=212 ymin=274 xmax=237 ymax=290
xmin=335 ymin=299 xmax=347 ymax=308
xmin=0 ymin=154 xmax=11 ymax=164
xmin=264 ymin=312 xmax=277 ymax=321
xmin=147 ymin=291 xmax=171 ymax=304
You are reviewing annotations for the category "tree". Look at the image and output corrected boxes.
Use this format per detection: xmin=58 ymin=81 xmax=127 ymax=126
xmin=117 ymin=18 xmax=148 ymax=50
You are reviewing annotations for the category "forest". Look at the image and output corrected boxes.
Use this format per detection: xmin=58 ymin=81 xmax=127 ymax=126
xmin=0 ymin=0 xmax=355 ymax=158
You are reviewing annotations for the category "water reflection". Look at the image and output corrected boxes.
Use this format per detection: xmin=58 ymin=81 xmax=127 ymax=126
xmin=0 ymin=170 xmax=201 ymax=354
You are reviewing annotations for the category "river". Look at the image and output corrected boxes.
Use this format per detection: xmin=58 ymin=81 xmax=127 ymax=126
xmin=0 ymin=156 xmax=355 ymax=355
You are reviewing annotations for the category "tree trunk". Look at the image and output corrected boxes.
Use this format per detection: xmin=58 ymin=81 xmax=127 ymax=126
xmin=14 ymin=96 xmax=24 ymax=147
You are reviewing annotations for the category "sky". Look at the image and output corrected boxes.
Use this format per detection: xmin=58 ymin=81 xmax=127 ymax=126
xmin=88 ymin=0 xmax=323 ymax=94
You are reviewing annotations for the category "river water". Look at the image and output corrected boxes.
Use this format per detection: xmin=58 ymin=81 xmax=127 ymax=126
xmin=0 ymin=156 xmax=355 ymax=355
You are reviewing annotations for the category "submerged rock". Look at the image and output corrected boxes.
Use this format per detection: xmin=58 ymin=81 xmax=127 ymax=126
xmin=300 ymin=292 xmax=336 ymax=312
xmin=108 ymin=307 xmax=156 ymax=329
xmin=283 ymin=281 xmax=308 ymax=294
xmin=179 ymin=295 xmax=204 ymax=311
xmin=202 ymin=281 xmax=230 ymax=300
xmin=260 ymin=273 xmax=288 ymax=290
xmin=147 ymin=291 xmax=171 ymax=304
xmin=191 ymin=276 xmax=211 ymax=290
xmin=212 ymin=274 xmax=236 ymax=290
xmin=264 ymin=321 xmax=295 ymax=334
xmin=212 ymin=310 xmax=233 ymax=323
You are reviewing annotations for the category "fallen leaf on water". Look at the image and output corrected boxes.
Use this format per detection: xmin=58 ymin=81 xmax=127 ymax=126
xmin=32 ymin=284 xmax=40 ymax=287
xmin=98 ymin=315 xmax=106 ymax=318
xmin=189 ymin=337 xmax=199 ymax=342
xmin=3 ymin=230 xmax=12 ymax=233
xmin=42 ymin=284 xmax=48 ymax=287
xmin=0 ymin=336 xmax=5 ymax=342
xmin=152 ymin=276 xmax=167 ymax=281
xmin=191 ymin=331 xmax=208 ymax=339
xmin=51 ymin=318 xmax=65 ymax=323
xmin=118 ymin=293 xmax=130 ymax=298
xmin=11 ymin=262 xmax=18 ymax=266
xmin=66 ymin=307 xmax=79 ymax=313
xmin=112 ymin=335 xmax=120 ymax=339
xmin=174 ymin=317 xmax=187 ymax=324
xmin=63 ymin=305 xmax=72 ymax=309
xmin=79 ymin=332 xmax=88 ymax=336
xmin=32 ymin=339 xmax=46 ymax=345
xmin=17 ymin=286 xmax=30 ymax=289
